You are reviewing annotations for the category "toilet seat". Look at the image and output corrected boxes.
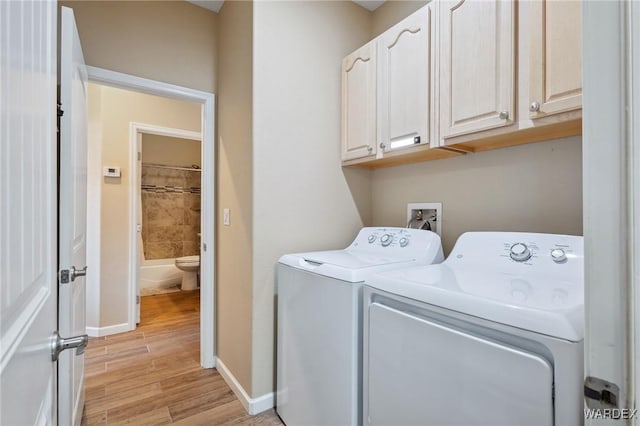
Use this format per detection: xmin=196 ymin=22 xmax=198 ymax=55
xmin=176 ymin=255 xmax=200 ymax=267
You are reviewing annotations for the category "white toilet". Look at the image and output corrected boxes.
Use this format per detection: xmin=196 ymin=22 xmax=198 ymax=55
xmin=175 ymin=255 xmax=200 ymax=290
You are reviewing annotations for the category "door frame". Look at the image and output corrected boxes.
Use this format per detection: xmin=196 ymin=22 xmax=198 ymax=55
xmin=87 ymin=66 xmax=216 ymax=368
xmin=582 ymin=0 xmax=639 ymax=417
xmin=129 ymin=123 xmax=202 ymax=324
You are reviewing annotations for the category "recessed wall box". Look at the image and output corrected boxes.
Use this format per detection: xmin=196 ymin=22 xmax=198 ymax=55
xmin=103 ymin=166 xmax=121 ymax=178
xmin=407 ymin=202 xmax=442 ymax=236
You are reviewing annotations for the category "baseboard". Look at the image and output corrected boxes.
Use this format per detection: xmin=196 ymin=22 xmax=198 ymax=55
xmin=215 ymin=357 xmax=274 ymax=415
xmin=85 ymin=323 xmax=131 ymax=337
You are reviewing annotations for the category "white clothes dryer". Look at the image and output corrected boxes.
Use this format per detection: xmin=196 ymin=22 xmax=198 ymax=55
xmin=276 ymin=227 xmax=444 ymax=426
xmin=363 ymin=232 xmax=584 ymax=426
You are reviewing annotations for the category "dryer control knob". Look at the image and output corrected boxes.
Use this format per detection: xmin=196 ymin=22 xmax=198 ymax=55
xmin=551 ymin=248 xmax=567 ymax=263
xmin=399 ymin=237 xmax=409 ymax=247
xmin=510 ymin=243 xmax=532 ymax=262
xmin=380 ymin=234 xmax=393 ymax=247
xmin=368 ymin=234 xmax=377 ymax=244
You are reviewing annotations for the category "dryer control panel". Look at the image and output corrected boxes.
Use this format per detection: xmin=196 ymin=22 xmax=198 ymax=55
xmin=446 ymin=232 xmax=583 ymax=277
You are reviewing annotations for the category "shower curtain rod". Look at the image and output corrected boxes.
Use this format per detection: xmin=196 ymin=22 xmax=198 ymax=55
xmin=141 ymin=163 xmax=201 ymax=172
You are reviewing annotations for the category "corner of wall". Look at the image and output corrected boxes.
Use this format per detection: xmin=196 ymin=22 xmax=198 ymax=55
xmin=216 ymin=0 xmax=255 ymax=399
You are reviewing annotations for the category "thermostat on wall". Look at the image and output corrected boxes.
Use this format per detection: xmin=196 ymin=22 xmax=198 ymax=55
xmin=103 ymin=166 xmax=121 ymax=177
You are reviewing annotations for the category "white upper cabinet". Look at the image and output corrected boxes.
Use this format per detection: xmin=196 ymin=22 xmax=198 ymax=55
xmin=529 ymin=0 xmax=582 ymax=119
xmin=377 ymin=5 xmax=432 ymax=153
xmin=341 ymin=41 xmax=377 ymax=161
xmin=439 ymin=0 xmax=515 ymax=141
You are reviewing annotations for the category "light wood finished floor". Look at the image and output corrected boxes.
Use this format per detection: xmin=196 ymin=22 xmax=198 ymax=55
xmin=82 ymin=291 xmax=283 ymax=425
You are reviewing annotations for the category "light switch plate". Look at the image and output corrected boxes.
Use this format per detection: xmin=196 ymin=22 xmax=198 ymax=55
xmin=223 ymin=208 xmax=230 ymax=226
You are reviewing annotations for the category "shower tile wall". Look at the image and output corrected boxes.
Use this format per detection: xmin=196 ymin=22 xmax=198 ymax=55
xmin=141 ymin=166 xmax=201 ymax=260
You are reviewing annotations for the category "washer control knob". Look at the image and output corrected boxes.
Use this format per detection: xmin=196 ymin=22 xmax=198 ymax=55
xmin=368 ymin=234 xmax=377 ymax=244
xmin=399 ymin=237 xmax=409 ymax=247
xmin=510 ymin=243 xmax=532 ymax=262
xmin=380 ymin=234 xmax=393 ymax=247
xmin=550 ymin=248 xmax=567 ymax=263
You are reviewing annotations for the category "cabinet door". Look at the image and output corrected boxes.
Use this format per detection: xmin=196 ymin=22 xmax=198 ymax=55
xmin=341 ymin=42 xmax=376 ymax=161
xmin=529 ymin=0 xmax=582 ymax=118
xmin=439 ymin=0 xmax=515 ymax=141
xmin=378 ymin=5 xmax=432 ymax=152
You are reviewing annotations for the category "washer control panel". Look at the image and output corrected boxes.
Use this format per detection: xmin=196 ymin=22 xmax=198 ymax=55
xmin=347 ymin=227 xmax=444 ymax=262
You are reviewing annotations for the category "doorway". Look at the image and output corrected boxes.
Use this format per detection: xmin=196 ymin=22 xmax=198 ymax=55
xmin=135 ymin=128 xmax=202 ymax=318
xmin=85 ymin=67 xmax=215 ymax=368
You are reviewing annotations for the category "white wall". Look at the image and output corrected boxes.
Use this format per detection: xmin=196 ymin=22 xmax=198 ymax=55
xmin=252 ymin=0 xmax=372 ymax=397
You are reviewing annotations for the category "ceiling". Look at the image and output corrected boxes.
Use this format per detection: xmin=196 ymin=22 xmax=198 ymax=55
xmin=186 ymin=0 xmax=225 ymax=13
xmin=186 ymin=0 xmax=386 ymax=14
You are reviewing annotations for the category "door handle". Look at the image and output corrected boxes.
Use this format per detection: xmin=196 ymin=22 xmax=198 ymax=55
xmin=70 ymin=266 xmax=87 ymax=280
xmin=59 ymin=266 xmax=87 ymax=284
xmin=51 ymin=331 xmax=89 ymax=361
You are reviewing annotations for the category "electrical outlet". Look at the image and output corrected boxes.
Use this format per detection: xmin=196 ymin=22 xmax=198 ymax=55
xmin=407 ymin=203 xmax=442 ymax=236
xmin=223 ymin=208 xmax=230 ymax=226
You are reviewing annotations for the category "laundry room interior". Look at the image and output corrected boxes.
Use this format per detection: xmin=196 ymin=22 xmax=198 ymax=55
xmin=38 ymin=0 xmax=633 ymax=424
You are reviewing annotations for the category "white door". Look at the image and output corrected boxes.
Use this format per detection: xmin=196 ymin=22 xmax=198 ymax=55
xmin=0 ymin=1 xmax=59 ymax=424
xmin=365 ymin=303 xmax=553 ymax=426
xmin=58 ymin=6 xmax=89 ymax=426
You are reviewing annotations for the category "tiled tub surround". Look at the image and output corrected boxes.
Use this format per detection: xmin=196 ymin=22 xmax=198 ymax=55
xmin=141 ymin=165 xmax=201 ymax=260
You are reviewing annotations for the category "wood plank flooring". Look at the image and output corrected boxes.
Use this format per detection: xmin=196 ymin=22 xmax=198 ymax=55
xmin=82 ymin=291 xmax=283 ymax=425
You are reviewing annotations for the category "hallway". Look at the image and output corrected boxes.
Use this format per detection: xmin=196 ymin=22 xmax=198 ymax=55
xmin=82 ymin=291 xmax=282 ymax=425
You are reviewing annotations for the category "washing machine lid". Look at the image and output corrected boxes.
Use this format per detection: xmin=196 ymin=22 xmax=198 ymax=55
xmin=279 ymin=250 xmax=419 ymax=283
xmin=366 ymin=263 xmax=584 ymax=342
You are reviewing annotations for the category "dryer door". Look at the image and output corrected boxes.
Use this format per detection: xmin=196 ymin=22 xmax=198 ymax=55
xmin=366 ymin=303 xmax=554 ymax=426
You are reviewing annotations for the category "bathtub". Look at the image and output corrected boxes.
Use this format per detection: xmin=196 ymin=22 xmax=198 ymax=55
xmin=140 ymin=258 xmax=182 ymax=289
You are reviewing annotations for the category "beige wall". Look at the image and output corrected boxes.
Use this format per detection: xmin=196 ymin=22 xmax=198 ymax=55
xmin=252 ymin=0 xmax=373 ymax=397
xmin=89 ymin=83 xmax=201 ymax=327
xmin=372 ymin=136 xmax=584 ymax=254
xmin=371 ymin=0 xmax=428 ymax=37
xmin=216 ymin=0 xmax=254 ymax=395
xmin=141 ymin=135 xmax=201 ymax=168
xmin=60 ymin=1 xmax=218 ymax=93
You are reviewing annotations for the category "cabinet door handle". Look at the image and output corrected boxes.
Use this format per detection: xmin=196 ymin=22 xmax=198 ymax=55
xmin=379 ymin=142 xmax=386 ymax=150
xmin=367 ymin=145 xmax=373 ymax=152
xmin=529 ymin=101 xmax=541 ymax=112
xmin=499 ymin=111 xmax=509 ymax=120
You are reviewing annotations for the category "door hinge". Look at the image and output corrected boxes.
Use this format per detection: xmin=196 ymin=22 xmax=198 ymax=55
xmin=57 ymin=101 xmax=64 ymax=117
xmin=136 ymin=295 xmax=140 ymax=304
xmin=584 ymin=376 xmax=620 ymax=409
xmin=138 ymin=151 xmax=141 ymax=161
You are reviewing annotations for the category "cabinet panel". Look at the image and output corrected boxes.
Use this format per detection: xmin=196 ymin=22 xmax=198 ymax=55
xmin=439 ymin=0 xmax=515 ymax=141
xmin=341 ymin=42 xmax=376 ymax=161
xmin=378 ymin=5 xmax=431 ymax=152
xmin=529 ymin=0 xmax=582 ymax=118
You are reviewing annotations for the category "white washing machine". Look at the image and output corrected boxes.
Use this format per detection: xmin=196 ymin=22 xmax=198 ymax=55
xmin=276 ymin=227 xmax=444 ymax=426
xmin=363 ymin=232 xmax=584 ymax=426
